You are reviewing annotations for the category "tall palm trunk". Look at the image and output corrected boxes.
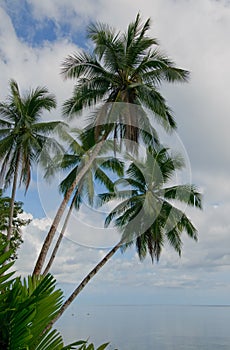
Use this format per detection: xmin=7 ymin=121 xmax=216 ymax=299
xmin=4 ymin=151 xmax=20 ymax=254
xmin=49 ymin=240 xmax=122 ymax=328
xmin=42 ymin=189 xmax=79 ymax=275
xmin=33 ymin=138 xmax=106 ymax=276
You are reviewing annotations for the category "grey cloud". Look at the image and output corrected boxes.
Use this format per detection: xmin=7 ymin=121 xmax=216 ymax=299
xmin=4 ymin=0 xmax=230 ymax=302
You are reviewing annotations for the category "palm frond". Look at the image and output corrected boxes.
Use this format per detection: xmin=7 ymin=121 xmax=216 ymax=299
xmin=99 ymin=157 xmax=124 ymax=176
xmin=62 ymin=82 xmax=108 ymax=118
xmin=61 ymin=51 xmax=106 ymax=80
xmin=166 ymin=227 xmax=182 ymax=256
xmin=162 ymin=184 xmax=202 ymax=209
xmin=104 ymin=194 xmax=142 ymax=228
xmin=87 ymin=22 xmax=124 ymax=72
xmin=94 ymin=167 xmax=114 ymax=192
xmin=126 ymin=162 xmax=146 ymax=186
xmin=59 ymin=167 xmax=78 ymax=195
xmin=25 ymin=86 xmax=56 ymax=120
xmin=137 ymin=85 xmax=177 ymax=131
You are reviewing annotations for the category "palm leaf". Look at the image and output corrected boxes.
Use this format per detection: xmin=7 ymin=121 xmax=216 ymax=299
xmin=162 ymin=184 xmax=202 ymax=209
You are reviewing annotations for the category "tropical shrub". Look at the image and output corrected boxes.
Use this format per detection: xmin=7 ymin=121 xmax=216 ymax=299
xmin=0 ymin=189 xmax=30 ymax=261
xmin=0 ymin=247 xmax=110 ymax=350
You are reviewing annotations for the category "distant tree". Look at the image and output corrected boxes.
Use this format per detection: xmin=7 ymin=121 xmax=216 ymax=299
xmin=0 ymin=189 xmax=30 ymax=261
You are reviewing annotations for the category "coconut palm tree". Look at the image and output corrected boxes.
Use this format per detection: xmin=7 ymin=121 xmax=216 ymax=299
xmin=33 ymin=13 xmax=189 ymax=275
xmin=42 ymin=135 xmax=124 ymax=275
xmin=0 ymin=79 xmax=63 ymax=253
xmin=49 ymin=146 xmax=202 ymax=326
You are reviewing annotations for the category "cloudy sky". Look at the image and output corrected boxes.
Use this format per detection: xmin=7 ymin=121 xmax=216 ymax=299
xmin=1 ymin=0 xmax=230 ymax=316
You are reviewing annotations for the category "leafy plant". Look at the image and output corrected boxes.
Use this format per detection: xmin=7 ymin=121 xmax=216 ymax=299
xmin=0 ymin=247 xmax=111 ymax=349
xmin=71 ymin=342 xmax=110 ymax=350
xmin=0 ymin=189 xmax=30 ymax=261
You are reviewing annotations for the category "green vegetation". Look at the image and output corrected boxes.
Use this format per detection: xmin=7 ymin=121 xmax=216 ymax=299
xmin=52 ymin=146 xmax=201 ymax=326
xmin=0 ymin=13 xmax=202 ymax=346
xmin=0 ymin=79 xmax=64 ymax=254
xmin=0 ymin=189 xmax=30 ymax=261
xmin=0 ymin=247 xmax=110 ymax=349
xmin=42 ymin=134 xmax=124 ymax=275
xmin=33 ymin=13 xmax=189 ymax=276
xmin=101 ymin=146 xmax=202 ymax=261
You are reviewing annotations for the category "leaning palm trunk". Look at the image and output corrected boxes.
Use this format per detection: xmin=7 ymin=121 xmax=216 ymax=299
xmin=33 ymin=138 xmax=106 ymax=276
xmin=42 ymin=190 xmax=79 ymax=275
xmin=49 ymin=240 xmax=122 ymax=328
xmin=4 ymin=152 xmax=20 ymax=254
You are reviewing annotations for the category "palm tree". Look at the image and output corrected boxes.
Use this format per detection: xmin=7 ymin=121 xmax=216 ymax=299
xmin=33 ymin=13 xmax=189 ymax=275
xmin=50 ymin=146 xmax=202 ymax=326
xmin=42 ymin=135 xmax=124 ymax=275
xmin=0 ymin=79 xmax=63 ymax=253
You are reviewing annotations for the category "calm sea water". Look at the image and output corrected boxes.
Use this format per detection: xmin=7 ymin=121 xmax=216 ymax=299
xmin=57 ymin=304 xmax=230 ymax=349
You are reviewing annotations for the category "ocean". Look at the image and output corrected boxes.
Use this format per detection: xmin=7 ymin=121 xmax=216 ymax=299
xmin=57 ymin=304 xmax=230 ymax=349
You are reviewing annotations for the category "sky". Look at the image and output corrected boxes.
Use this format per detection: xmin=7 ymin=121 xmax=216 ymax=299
xmin=1 ymin=0 xmax=230 ymax=314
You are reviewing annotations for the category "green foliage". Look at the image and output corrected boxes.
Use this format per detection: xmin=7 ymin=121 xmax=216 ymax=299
xmin=0 ymin=248 xmax=111 ymax=350
xmin=62 ymin=14 xmax=189 ymax=148
xmin=100 ymin=146 xmax=202 ymax=262
xmin=0 ymin=79 xmax=64 ymax=191
xmin=0 ymin=16 xmax=200 ymax=347
xmin=0 ymin=189 xmax=30 ymax=261
xmin=67 ymin=342 xmax=110 ymax=350
xmin=46 ymin=134 xmax=124 ymax=209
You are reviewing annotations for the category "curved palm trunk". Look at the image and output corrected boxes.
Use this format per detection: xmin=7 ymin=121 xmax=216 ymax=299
xmin=49 ymin=240 xmax=122 ymax=328
xmin=33 ymin=138 xmax=106 ymax=276
xmin=42 ymin=190 xmax=79 ymax=275
xmin=4 ymin=152 xmax=20 ymax=254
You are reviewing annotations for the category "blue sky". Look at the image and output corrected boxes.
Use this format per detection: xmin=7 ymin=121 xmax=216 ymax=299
xmin=3 ymin=0 xmax=88 ymax=48
xmin=1 ymin=0 xmax=230 ymax=317
xmin=4 ymin=1 xmax=57 ymax=44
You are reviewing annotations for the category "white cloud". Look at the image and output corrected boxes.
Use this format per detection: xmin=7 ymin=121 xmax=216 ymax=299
xmin=2 ymin=0 xmax=230 ymax=304
xmin=14 ymin=197 xmax=230 ymax=299
xmin=27 ymin=0 xmax=99 ymax=25
xmin=0 ymin=6 xmax=77 ymax=117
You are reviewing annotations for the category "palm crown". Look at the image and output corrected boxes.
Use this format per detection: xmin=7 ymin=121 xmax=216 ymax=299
xmin=57 ymin=135 xmax=124 ymax=208
xmin=0 ymin=79 xmax=62 ymax=191
xmin=61 ymin=14 xmax=189 ymax=144
xmin=99 ymin=147 xmax=202 ymax=262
